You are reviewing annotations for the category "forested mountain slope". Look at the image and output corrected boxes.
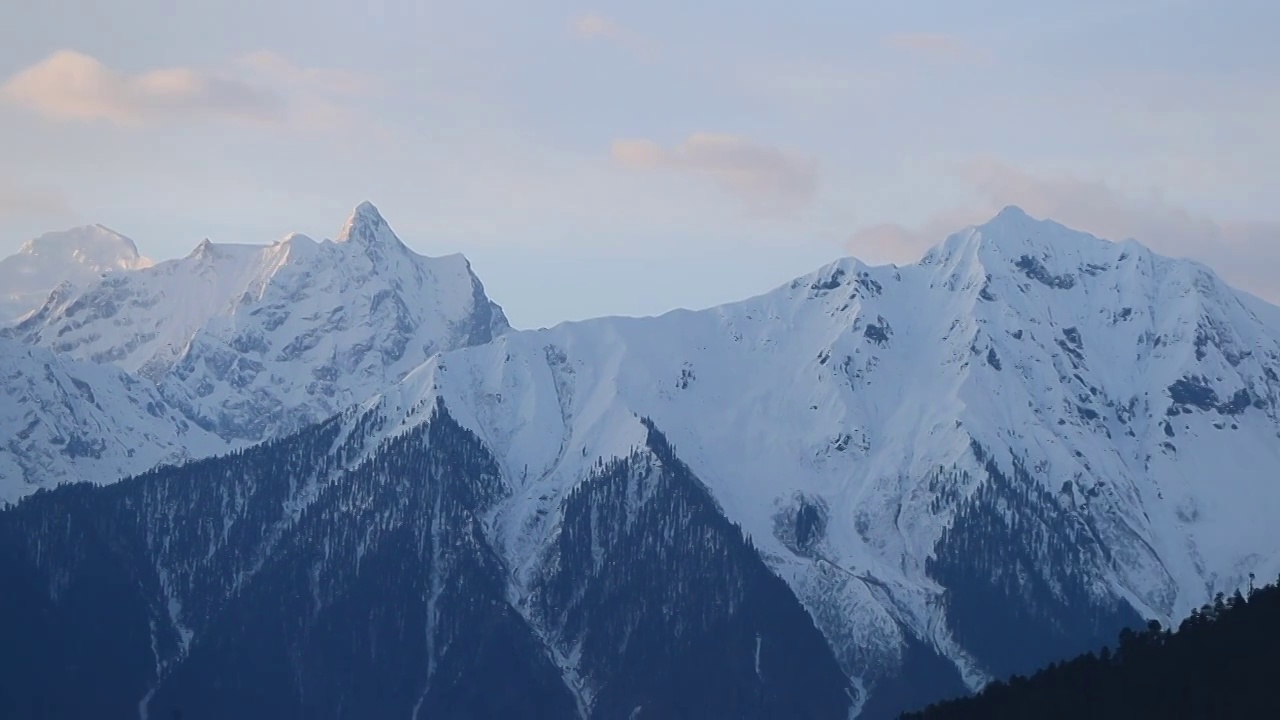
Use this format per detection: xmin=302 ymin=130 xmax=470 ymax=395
xmin=0 ymin=404 xmax=854 ymax=719
xmin=904 ymin=579 xmax=1280 ymax=719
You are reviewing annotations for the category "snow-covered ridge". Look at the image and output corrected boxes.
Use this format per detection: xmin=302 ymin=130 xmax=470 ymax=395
xmin=368 ymin=205 xmax=1280 ymax=698
xmin=0 ymin=224 xmax=152 ymax=323
xmin=0 ymin=336 xmax=227 ymax=503
xmin=4 ymin=202 xmax=510 ymax=444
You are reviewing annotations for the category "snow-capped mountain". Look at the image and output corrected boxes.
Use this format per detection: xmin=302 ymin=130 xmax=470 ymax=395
xmin=0 ymin=224 xmax=152 ymax=323
xmin=358 ymin=205 xmax=1280 ymax=711
xmin=0 ymin=336 xmax=226 ymax=503
xmin=3 ymin=206 xmax=1278 ymax=717
xmin=6 ymin=202 xmax=509 ymax=442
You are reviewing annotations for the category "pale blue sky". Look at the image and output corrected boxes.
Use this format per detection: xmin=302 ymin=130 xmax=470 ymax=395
xmin=1 ymin=1 xmax=1277 ymax=327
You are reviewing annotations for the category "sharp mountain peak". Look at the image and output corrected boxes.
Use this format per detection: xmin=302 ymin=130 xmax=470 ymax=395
xmin=335 ymin=200 xmax=404 ymax=248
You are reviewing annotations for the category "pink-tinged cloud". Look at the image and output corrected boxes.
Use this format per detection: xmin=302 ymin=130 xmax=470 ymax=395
xmin=570 ymin=13 xmax=657 ymax=59
xmin=849 ymin=213 xmax=977 ymax=265
xmin=0 ymin=50 xmax=278 ymax=125
xmin=612 ymin=133 xmax=818 ymax=215
xmin=1 ymin=50 xmax=372 ymax=130
xmin=572 ymin=13 xmax=622 ymax=39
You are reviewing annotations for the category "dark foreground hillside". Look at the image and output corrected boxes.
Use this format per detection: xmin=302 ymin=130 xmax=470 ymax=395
xmin=904 ymin=579 xmax=1280 ymax=719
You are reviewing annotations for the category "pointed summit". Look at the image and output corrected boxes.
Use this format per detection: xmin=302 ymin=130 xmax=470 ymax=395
xmin=973 ymin=204 xmax=1101 ymax=241
xmin=920 ymin=206 xmax=1135 ymax=284
xmin=990 ymin=205 xmax=1032 ymax=223
xmin=186 ymin=238 xmax=214 ymax=260
xmin=963 ymin=204 xmax=1118 ymax=259
xmin=350 ymin=200 xmax=381 ymax=220
xmin=336 ymin=201 xmax=403 ymax=249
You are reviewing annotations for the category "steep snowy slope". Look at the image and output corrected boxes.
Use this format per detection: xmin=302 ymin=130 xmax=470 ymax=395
xmin=6 ymin=202 xmax=509 ymax=442
xmin=0 ymin=337 xmax=226 ymax=504
xmin=0 ymin=225 xmax=152 ymax=323
xmin=9 ymin=240 xmax=266 ymax=377
xmin=367 ymin=206 xmax=1280 ymax=711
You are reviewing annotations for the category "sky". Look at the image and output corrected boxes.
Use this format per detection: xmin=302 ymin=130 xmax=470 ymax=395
xmin=0 ymin=0 xmax=1277 ymax=329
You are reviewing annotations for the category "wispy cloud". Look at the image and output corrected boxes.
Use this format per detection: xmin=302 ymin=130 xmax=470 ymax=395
xmin=1 ymin=50 xmax=372 ymax=129
xmin=848 ymin=212 xmax=976 ymax=265
xmin=612 ymin=133 xmax=818 ymax=216
xmin=572 ymin=13 xmax=623 ymax=40
xmin=237 ymin=51 xmax=373 ymax=97
xmin=1 ymin=50 xmax=277 ymax=125
xmin=849 ymin=159 xmax=1280 ymax=302
xmin=739 ymin=60 xmax=889 ymax=107
xmin=235 ymin=51 xmax=376 ymax=130
xmin=882 ymin=32 xmax=993 ymax=63
xmin=570 ymin=13 xmax=656 ymax=59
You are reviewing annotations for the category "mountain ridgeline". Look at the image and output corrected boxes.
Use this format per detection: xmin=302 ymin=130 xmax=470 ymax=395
xmin=905 ymin=579 xmax=1280 ymax=719
xmin=0 ymin=202 xmax=507 ymax=501
xmin=3 ymin=205 xmax=1280 ymax=717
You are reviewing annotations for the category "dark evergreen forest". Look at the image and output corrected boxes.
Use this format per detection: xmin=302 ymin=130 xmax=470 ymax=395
xmin=904 ymin=578 xmax=1280 ymax=719
xmin=0 ymin=407 xmax=863 ymax=719
xmin=925 ymin=443 xmax=1142 ymax=682
xmin=533 ymin=419 xmax=855 ymax=718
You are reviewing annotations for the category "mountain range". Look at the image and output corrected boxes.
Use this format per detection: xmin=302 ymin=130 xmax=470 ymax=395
xmin=1 ymin=203 xmax=504 ymax=500
xmin=2 ymin=203 xmax=1278 ymax=718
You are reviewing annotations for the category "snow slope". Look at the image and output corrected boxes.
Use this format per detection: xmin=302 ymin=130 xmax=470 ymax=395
xmin=0 ymin=336 xmax=226 ymax=504
xmin=7 ymin=202 xmax=509 ymax=441
xmin=370 ymin=206 xmax=1280 ymax=696
xmin=0 ymin=225 xmax=152 ymax=323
